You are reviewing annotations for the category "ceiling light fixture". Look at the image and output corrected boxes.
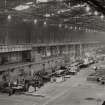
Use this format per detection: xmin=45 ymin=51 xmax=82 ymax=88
xmin=100 ymin=14 xmax=104 ymax=20
xmin=44 ymin=21 xmax=47 ymax=26
xmin=59 ymin=24 xmax=62 ymax=28
xmin=44 ymin=13 xmax=50 ymax=18
xmin=51 ymin=13 xmax=54 ymax=16
xmin=88 ymin=12 xmax=92 ymax=15
xmin=85 ymin=5 xmax=90 ymax=12
xmin=34 ymin=19 xmax=37 ymax=24
xmin=7 ymin=14 xmax=12 ymax=20
xmin=57 ymin=11 xmax=61 ymax=14
xmin=75 ymin=26 xmax=77 ymax=30
xmin=70 ymin=26 xmax=73 ymax=29
xmin=79 ymin=27 xmax=81 ymax=30
xmin=94 ymin=11 xmax=98 ymax=16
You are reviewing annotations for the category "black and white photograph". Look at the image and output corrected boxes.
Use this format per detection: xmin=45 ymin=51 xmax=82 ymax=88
xmin=0 ymin=0 xmax=105 ymax=105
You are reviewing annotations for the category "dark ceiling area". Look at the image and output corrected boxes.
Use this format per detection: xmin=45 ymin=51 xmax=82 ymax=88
xmin=0 ymin=0 xmax=105 ymax=32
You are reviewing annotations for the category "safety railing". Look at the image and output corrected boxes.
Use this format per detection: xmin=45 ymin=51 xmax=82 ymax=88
xmin=0 ymin=44 xmax=32 ymax=53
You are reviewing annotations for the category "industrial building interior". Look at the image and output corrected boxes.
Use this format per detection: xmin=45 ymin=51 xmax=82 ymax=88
xmin=1 ymin=0 xmax=105 ymax=105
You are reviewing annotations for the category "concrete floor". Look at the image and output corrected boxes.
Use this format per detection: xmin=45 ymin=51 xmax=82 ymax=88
xmin=0 ymin=62 xmax=105 ymax=105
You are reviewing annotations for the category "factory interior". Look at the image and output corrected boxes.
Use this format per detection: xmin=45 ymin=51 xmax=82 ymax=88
xmin=1 ymin=0 xmax=105 ymax=105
